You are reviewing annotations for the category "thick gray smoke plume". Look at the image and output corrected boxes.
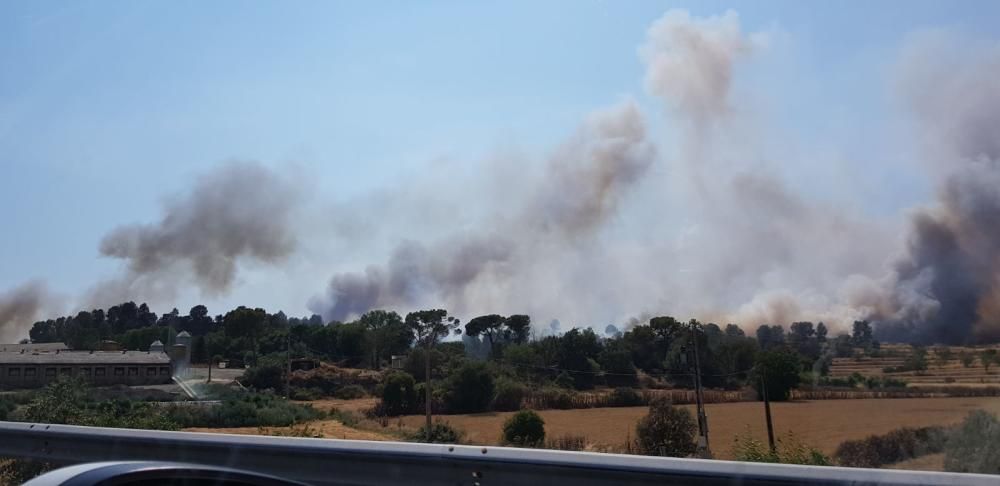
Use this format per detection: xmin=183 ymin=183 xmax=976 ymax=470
xmin=87 ymin=161 xmax=300 ymax=307
xmin=0 ymin=282 xmax=52 ymax=343
xmin=870 ymin=32 xmax=1000 ymax=344
xmin=309 ymin=100 xmax=655 ymax=321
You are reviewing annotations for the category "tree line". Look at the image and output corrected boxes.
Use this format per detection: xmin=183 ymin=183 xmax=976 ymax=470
xmin=27 ymin=302 xmax=888 ymax=397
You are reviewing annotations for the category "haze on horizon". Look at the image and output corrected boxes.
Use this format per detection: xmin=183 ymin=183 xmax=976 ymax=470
xmin=3 ymin=2 xmax=1000 ymax=344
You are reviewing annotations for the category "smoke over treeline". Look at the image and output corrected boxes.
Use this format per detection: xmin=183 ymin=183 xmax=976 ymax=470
xmin=0 ymin=161 xmax=301 ymax=341
xmin=866 ymin=32 xmax=1000 ymax=344
xmin=2 ymin=11 xmax=999 ymax=345
xmin=86 ymin=161 xmax=301 ymax=307
xmin=0 ymin=282 xmax=52 ymax=343
xmin=308 ymin=101 xmax=655 ymax=321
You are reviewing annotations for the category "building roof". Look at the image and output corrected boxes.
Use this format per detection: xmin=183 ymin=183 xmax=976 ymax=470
xmin=0 ymin=342 xmax=69 ymax=353
xmin=0 ymin=351 xmax=171 ymax=365
xmin=176 ymin=331 xmax=191 ymax=337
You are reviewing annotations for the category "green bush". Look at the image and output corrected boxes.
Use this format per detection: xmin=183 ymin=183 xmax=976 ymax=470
xmin=333 ymin=384 xmax=367 ymax=399
xmin=944 ymin=410 xmax=1000 ymax=474
xmin=17 ymin=378 xmax=178 ymax=430
xmin=634 ymin=398 xmax=697 ymax=457
xmin=241 ymin=359 xmax=285 ymax=391
xmin=732 ymin=429 xmax=831 ymax=465
xmin=381 ymin=372 xmax=418 ymax=416
xmin=166 ymin=389 xmax=322 ymax=428
xmin=445 ymin=361 xmax=495 ymax=413
xmin=409 ymin=420 xmax=464 ymax=444
xmin=492 ymin=379 xmax=528 ymax=411
xmin=502 ymin=410 xmax=546 ymax=447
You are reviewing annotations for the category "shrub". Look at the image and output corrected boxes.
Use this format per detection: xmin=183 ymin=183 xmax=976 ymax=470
xmin=607 ymin=387 xmax=645 ymax=407
xmin=18 ymin=378 xmax=178 ymax=430
xmin=0 ymin=396 xmax=16 ymax=421
xmin=328 ymin=408 xmax=360 ymax=427
xmin=835 ymin=426 xmax=948 ymax=468
xmin=409 ymin=420 xmax=464 ymax=444
xmin=0 ymin=459 xmax=50 ymax=485
xmin=493 ymin=379 xmax=528 ymax=411
xmin=634 ymin=398 xmax=697 ymax=457
xmin=290 ymin=365 xmax=380 ymax=396
xmin=555 ymin=372 xmax=575 ymax=389
xmin=241 ymin=360 xmax=285 ymax=391
xmin=381 ymin=372 xmax=418 ymax=416
xmin=732 ymin=429 xmax=830 ymax=465
xmin=444 ymin=361 xmax=495 ymax=413
xmin=166 ymin=388 xmax=322 ymax=428
xmin=333 ymin=384 xmax=367 ymax=399
xmin=864 ymin=376 xmax=908 ymax=389
xmin=289 ymin=387 xmax=322 ymax=401
xmin=944 ymin=410 xmax=1000 ymax=474
xmin=502 ymin=410 xmax=546 ymax=447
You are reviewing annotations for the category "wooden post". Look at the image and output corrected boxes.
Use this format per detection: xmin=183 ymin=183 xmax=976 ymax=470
xmin=761 ymin=369 xmax=776 ymax=453
xmin=425 ymin=342 xmax=432 ymax=441
xmin=691 ymin=322 xmax=710 ymax=455
xmin=285 ymin=329 xmax=291 ymax=399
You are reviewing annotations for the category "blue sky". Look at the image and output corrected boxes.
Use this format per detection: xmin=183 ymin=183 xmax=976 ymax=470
xmin=2 ymin=1 xmax=999 ymax=319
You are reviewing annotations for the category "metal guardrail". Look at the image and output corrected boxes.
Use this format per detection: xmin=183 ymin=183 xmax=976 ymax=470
xmin=0 ymin=421 xmax=996 ymax=486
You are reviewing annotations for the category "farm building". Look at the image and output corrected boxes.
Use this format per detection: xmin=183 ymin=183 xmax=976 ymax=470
xmin=0 ymin=350 xmax=172 ymax=389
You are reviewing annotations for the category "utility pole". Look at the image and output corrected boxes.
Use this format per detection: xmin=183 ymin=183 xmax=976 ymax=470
xmin=425 ymin=341 xmax=433 ymax=441
xmin=761 ymin=367 xmax=776 ymax=453
xmin=285 ymin=326 xmax=291 ymax=400
xmin=690 ymin=320 xmax=710 ymax=455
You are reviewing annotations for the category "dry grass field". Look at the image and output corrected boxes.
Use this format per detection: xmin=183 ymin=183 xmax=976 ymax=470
xmin=185 ymin=419 xmax=394 ymax=441
xmin=829 ymin=344 xmax=1000 ymax=386
xmin=398 ymin=396 xmax=1000 ymax=460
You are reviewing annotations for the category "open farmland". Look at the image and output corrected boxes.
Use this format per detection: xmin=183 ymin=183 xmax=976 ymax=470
xmin=829 ymin=344 xmax=1000 ymax=386
xmin=398 ymin=397 xmax=1000 ymax=460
